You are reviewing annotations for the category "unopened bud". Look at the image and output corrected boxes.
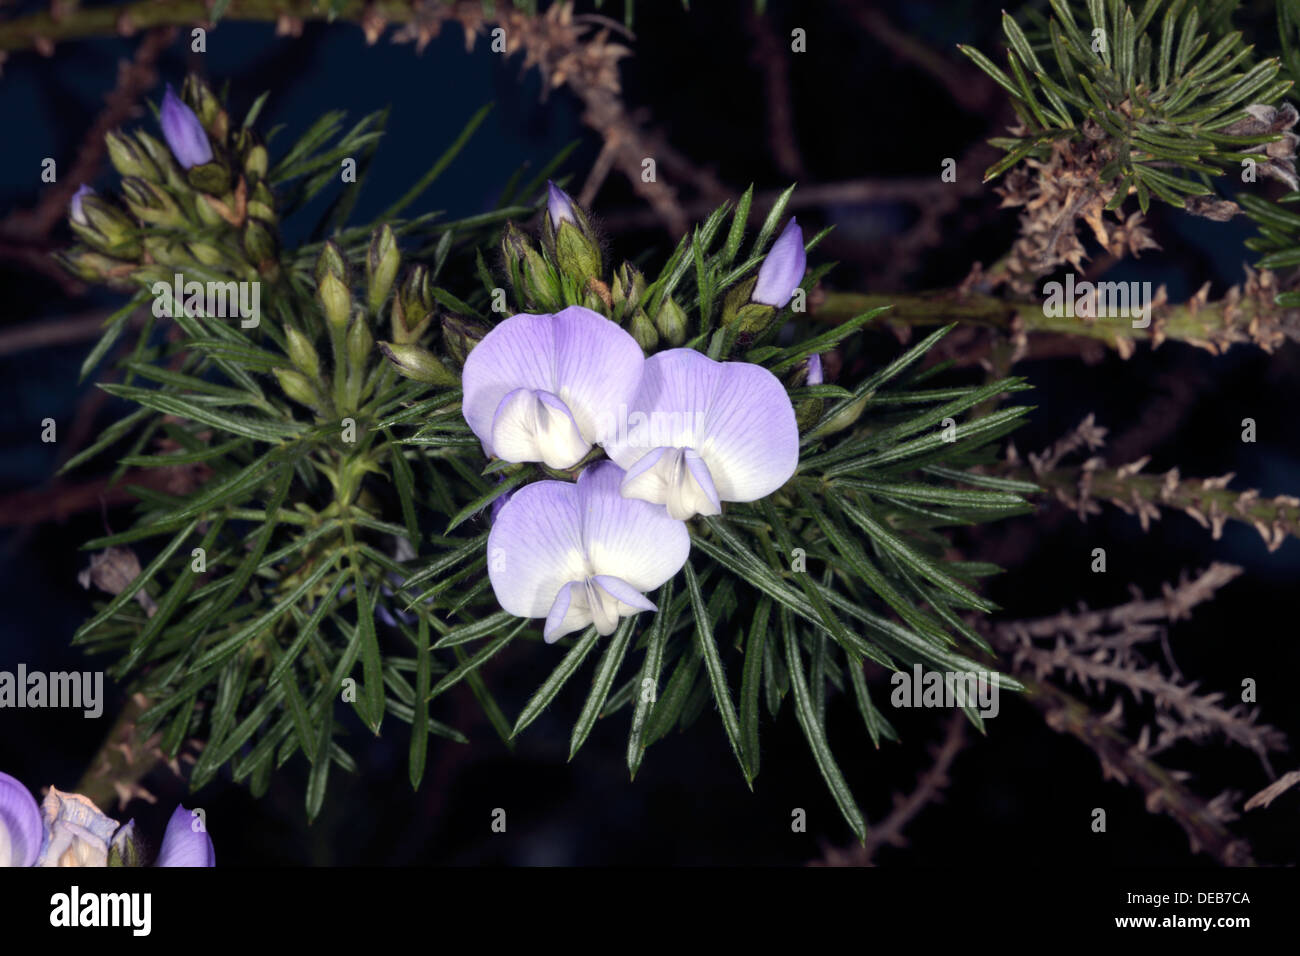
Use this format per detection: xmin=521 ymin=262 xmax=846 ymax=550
xmin=378 ymin=341 xmax=459 ymax=386
xmin=366 ymin=224 xmax=400 ymax=314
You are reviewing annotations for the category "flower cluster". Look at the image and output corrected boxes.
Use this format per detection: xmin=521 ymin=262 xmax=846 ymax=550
xmin=60 ymin=77 xmax=278 ymax=289
xmin=466 ymin=220 xmax=806 ymax=641
xmin=0 ymin=772 xmax=214 ymax=867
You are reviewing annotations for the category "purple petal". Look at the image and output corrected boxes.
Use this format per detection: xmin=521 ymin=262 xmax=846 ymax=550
xmin=488 ymin=462 xmax=688 ymax=636
xmin=159 ymin=85 xmax=213 ymax=170
xmin=490 ymin=388 xmax=590 ymax=469
xmin=488 ymin=480 xmax=588 ymax=619
xmin=462 ymin=307 xmax=644 ymax=461
xmin=546 ymin=180 xmax=578 ymax=228
xmin=155 ymin=805 xmax=215 ymax=867
xmin=606 ymin=349 xmax=798 ymax=509
xmin=543 ymin=581 xmax=580 ymax=642
xmin=591 ymin=575 xmax=657 ymax=613
xmin=619 ymin=446 xmax=721 ymax=520
xmin=752 ymin=218 xmax=805 ymax=308
xmin=806 ymin=353 xmax=823 ymax=385
xmin=70 ymin=185 xmax=94 ymax=227
xmin=574 ymin=461 xmax=691 ymax=591
xmin=0 ymin=772 xmax=42 ymax=867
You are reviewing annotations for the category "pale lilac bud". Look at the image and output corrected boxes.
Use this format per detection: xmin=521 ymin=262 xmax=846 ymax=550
xmin=752 ymin=218 xmax=806 ymax=308
xmin=69 ymin=184 xmax=94 ymax=226
xmin=159 ymin=85 xmax=213 ymax=170
xmin=546 ymin=180 xmax=578 ymax=229
xmin=807 ymin=353 xmax=823 ymax=385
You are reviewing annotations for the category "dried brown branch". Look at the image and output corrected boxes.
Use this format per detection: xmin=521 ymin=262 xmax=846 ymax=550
xmin=1004 ymin=415 xmax=1300 ymax=551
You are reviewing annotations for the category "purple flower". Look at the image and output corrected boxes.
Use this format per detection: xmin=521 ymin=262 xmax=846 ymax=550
xmin=487 ymin=461 xmax=689 ymax=642
xmin=69 ymin=184 xmax=94 ymax=227
xmin=752 ymin=218 xmax=806 ymax=308
xmin=159 ymin=85 xmax=213 ymax=169
xmin=807 ymin=353 xmax=823 ymax=386
xmin=154 ymin=805 xmax=215 ymax=867
xmin=605 ymin=349 xmax=799 ymax=520
xmin=0 ymin=771 xmax=42 ymax=867
xmin=546 ymin=180 xmax=578 ymax=228
xmin=461 ymin=306 xmax=644 ymax=470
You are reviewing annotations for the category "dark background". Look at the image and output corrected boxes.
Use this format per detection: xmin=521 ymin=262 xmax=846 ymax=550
xmin=0 ymin=0 xmax=1297 ymax=865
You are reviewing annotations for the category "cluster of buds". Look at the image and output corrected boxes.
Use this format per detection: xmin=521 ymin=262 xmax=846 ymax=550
xmin=501 ymin=181 xmax=689 ymax=351
xmin=60 ymin=76 xmax=279 ymax=289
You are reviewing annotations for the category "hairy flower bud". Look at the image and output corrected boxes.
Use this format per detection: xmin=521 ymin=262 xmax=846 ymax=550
xmin=318 ymin=272 xmax=352 ymax=332
xmin=366 ymin=225 xmax=400 ymax=314
xmin=120 ymin=178 xmax=185 ymax=229
xmin=653 ymin=296 xmax=688 ymax=346
xmin=105 ymin=130 xmax=161 ymax=182
xmin=628 ymin=309 xmax=659 ymax=351
xmin=274 ymin=367 xmax=320 ymax=409
xmin=378 ymin=341 xmax=460 ymax=386
xmin=441 ymin=313 xmax=490 ymax=367
xmin=284 ymin=326 xmax=321 ymax=380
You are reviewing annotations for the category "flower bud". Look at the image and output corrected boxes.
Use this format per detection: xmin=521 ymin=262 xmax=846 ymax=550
xmin=441 ymin=313 xmax=490 ymax=366
xmin=160 ymin=84 xmax=214 ymax=170
xmin=244 ymin=143 xmax=269 ymax=182
xmin=105 ymin=131 xmax=161 ymax=182
xmin=611 ymin=262 xmax=645 ymax=320
xmin=628 ymin=309 xmax=659 ymax=351
xmin=315 ymin=241 xmax=348 ymax=284
xmin=243 ymin=218 xmax=277 ymax=265
xmin=394 ymin=265 xmax=433 ymax=335
xmin=284 ymin=326 xmax=321 ymax=380
xmin=752 ymin=218 xmax=806 ymax=308
xmin=318 ymin=272 xmax=352 ymax=332
xmin=554 ymin=218 xmax=601 ymax=285
xmin=654 ymin=296 xmax=688 ymax=346
xmin=347 ymin=312 xmax=374 ymax=376
xmin=378 ymin=341 xmax=459 ymax=386
xmin=71 ymin=194 xmax=142 ymax=258
xmin=121 ymin=178 xmax=185 ymax=229
xmin=541 ymin=181 xmax=601 ymax=285
xmin=57 ymin=248 xmax=135 ymax=284
xmin=274 ymin=367 xmax=321 ymax=409
xmin=807 ymin=393 xmax=867 ymax=440
xmin=366 ymin=224 xmax=400 ymax=314
xmin=186 ymin=160 xmax=232 ymax=196
xmin=546 ymin=180 xmax=578 ymax=228
xmin=806 ymin=353 xmax=824 ymax=386
xmin=68 ymin=184 xmax=93 ymax=227
xmin=502 ymin=222 xmax=559 ymax=309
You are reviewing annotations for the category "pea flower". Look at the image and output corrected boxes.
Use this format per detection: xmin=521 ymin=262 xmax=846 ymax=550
xmin=159 ymin=84 xmax=213 ymax=170
xmin=751 ymin=218 xmax=806 ymax=308
xmin=461 ymin=306 xmax=644 ymax=470
xmin=69 ymin=184 xmax=94 ymax=227
xmin=487 ymin=461 xmax=689 ymax=642
xmin=605 ymin=349 xmax=799 ymax=520
xmin=0 ymin=771 xmax=41 ymax=867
